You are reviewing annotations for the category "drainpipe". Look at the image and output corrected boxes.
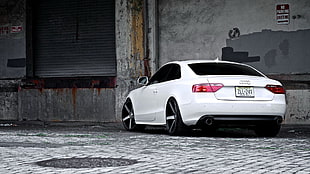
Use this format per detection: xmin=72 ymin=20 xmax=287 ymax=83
xmin=143 ymin=0 xmax=151 ymax=77
xmin=154 ymin=0 xmax=159 ymax=70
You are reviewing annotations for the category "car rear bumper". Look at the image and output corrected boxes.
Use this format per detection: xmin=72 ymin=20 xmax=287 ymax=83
xmin=195 ymin=115 xmax=283 ymax=128
xmin=180 ymin=97 xmax=286 ymax=126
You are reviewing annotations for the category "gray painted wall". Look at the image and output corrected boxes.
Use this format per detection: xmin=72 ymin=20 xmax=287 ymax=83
xmin=226 ymin=29 xmax=310 ymax=74
xmin=0 ymin=0 xmax=25 ymax=120
xmin=155 ymin=0 xmax=310 ymax=124
xmin=158 ymin=0 xmax=310 ymax=69
xmin=0 ymin=0 xmax=26 ymax=79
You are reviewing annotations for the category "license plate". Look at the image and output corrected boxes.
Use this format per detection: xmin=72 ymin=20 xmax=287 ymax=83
xmin=235 ymin=87 xmax=255 ymax=97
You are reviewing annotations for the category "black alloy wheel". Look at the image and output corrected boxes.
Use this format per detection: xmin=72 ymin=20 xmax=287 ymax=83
xmin=166 ymin=98 xmax=187 ymax=135
xmin=121 ymin=99 xmax=144 ymax=131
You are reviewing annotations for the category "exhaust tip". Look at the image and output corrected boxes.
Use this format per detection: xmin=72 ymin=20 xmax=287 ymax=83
xmin=276 ymin=117 xmax=283 ymax=125
xmin=205 ymin=117 xmax=214 ymax=126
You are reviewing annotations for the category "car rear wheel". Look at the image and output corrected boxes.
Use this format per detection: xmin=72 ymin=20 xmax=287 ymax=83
xmin=255 ymin=124 xmax=281 ymax=137
xmin=122 ymin=99 xmax=144 ymax=131
xmin=166 ymin=98 xmax=187 ymax=136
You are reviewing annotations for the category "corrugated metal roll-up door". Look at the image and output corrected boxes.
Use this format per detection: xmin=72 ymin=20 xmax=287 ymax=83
xmin=34 ymin=0 xmax=116 ymax=77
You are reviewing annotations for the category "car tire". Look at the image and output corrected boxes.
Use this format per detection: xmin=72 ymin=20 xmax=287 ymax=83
xmin=255 ymin=124 xmax=281 ymax=137
xmin=166 ymin=98 xmax=187 ymax=136
xmin=121 ymin=99 xmax=145 ymax=131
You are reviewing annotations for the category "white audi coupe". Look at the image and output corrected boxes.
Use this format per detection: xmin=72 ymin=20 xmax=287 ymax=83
xmin=122 ymin=60 xmax=286 ymax=137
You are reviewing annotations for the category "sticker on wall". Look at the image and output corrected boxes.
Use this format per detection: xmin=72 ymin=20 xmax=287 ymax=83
xmin=276 ymin=4 xmax=290 ymax=25
xmin=0 ymin=25 xmax=23 ymax=37
xmin=228 ymin=27 xmax=240 ymax=39
xmin=11 ymin=26 xmax=23 ymax=33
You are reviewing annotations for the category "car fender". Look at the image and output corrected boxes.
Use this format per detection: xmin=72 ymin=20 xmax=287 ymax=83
xmin=163 ymin=92 xmax=190 ymax=123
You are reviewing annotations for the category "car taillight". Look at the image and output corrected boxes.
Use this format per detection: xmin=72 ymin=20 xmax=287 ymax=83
xmin=192 ymin=83 xmax=223 ymax=92
xmin=265 ymin=85 xmax=285 ymax=94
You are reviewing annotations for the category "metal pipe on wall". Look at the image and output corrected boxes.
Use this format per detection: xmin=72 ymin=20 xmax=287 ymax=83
xmin=143 ymin=0 xmax=151 ymax=77
xmin=154 ymin=0 xmax=159 ymax=70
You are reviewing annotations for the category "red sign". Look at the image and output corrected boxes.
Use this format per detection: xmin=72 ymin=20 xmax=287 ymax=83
xmin=0 ymin=26 xmax=23 ymax=35
xmin=276 ymin=4 xmax=290 ymax=25
xmin=11 ymin=26 xmax=23 ymax=33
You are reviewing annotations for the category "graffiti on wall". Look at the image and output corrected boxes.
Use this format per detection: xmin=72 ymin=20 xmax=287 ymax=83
xmin=0 ymin=25 xmax=22 ymax=35
xmin=222 ymin=47 xmax=260 ymax=63
xmin=223 ymin=29 xmax=310 ymax=74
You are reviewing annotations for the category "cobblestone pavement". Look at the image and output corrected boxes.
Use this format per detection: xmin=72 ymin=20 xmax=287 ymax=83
xmin=0 ymin=124 xmax=309 ymax=174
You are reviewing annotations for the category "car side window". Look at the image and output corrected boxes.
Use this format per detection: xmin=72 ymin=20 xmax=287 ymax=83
xmin=149 ymin=64 xmax=181 ymax=85
xmin=149 ymin=64 xmax=172 ymax=85
xmin=166 ymin=64 xmax=181 ymax=81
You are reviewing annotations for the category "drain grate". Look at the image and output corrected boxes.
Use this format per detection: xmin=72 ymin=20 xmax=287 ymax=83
xmin=36 ymin=157 xmax=138 ymax=168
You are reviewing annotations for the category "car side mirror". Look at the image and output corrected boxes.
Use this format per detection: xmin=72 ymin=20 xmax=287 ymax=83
xmin=137 ymin=76 xmax=149 ymax=86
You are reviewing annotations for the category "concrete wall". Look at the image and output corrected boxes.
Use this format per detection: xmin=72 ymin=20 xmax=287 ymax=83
xmin=115 ymin=0 xmax=134 ymax=121
xmin=158 ymin=0 xmax=310 ymax=65
xmin=0 ymin=80 xmax=19 ymax=120
xmin=1 ymin=0 xmax=309 ymax=124
xmin=0 ymin=0 xmax=143 ymax=123
xmin=0 ymin=0 xmax=26 ymax=78
xmin=286 ymin=90 xmax=310 ymax=124
xmin=19 ymin=88 xmax=116 ymax=122
xmin=0 ymin=0 xmax=125 ymax=122
xmin=115 ymin=0 xmax=157 ymax=120
xmin=0 ymin=0 xmax=25 ymax=120
xmin=156 ymin=0 xmax=310 ymax=124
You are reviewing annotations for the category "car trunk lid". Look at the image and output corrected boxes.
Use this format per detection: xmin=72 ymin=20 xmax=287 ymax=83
xmin=206 ymin=75 xmax=276 ymax=101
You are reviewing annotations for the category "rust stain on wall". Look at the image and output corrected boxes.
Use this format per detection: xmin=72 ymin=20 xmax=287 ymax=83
xmin=129 ymin=0 xmax=145 ymax=78
xmin=96 ymin=88 xmax=101 ymax=95
xmin=71 ymin=88 xmax=77 ymax=110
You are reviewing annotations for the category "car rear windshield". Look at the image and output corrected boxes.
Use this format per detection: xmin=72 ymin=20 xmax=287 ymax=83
xmin=188 ymin=63 xmax=263 ymax=76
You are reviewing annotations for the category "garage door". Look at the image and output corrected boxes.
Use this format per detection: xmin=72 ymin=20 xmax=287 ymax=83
xmin=34 ymin=0 xmax=116 ymax=77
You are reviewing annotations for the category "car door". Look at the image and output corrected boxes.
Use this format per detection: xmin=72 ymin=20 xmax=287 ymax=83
xmin=153 ymin=64 xmax=181 ymax=123
xmin=134 ymin=64 xmax=173 ymax=122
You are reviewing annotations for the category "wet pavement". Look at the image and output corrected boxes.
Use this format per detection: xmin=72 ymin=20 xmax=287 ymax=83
xmin=0 ymin=122 xmax=309 ymax=174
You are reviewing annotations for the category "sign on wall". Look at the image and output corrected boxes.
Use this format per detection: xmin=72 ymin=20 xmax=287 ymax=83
xmin=0 ymin=25 xmax=23 ymax=36
xmin=276 ymin=4 xmax=290 ymax=25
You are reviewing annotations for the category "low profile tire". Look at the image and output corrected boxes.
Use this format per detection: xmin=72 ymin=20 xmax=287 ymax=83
xmin=121 ymin=99 xmax=145 ymax=131
xmin=166 ymin=98 xmax=187 ymax=136
xmin=255 ymin=124 xmax=281 ymax=137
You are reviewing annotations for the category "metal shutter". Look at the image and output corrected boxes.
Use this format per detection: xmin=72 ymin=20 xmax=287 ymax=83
xmin=34 ymin=0 xmax=116 ymax=77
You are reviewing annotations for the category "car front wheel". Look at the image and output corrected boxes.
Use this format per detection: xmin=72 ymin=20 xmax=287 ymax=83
xmin=122 ymin=99 xmax=144 ymax=131
xmin=166 ymin=98 xmax=187 ymax=136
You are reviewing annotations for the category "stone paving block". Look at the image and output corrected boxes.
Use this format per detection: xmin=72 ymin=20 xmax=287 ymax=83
xmin=1 ymin=126 xmax=310 ymax=173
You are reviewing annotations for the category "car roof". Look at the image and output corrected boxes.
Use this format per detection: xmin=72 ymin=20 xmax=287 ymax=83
xmin=166 ymin=59 xmax=244 ymax=66
xmin=163 ymin=60 xmax=265 ymax=77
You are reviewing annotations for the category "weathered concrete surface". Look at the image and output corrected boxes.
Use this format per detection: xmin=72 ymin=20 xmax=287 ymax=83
xmin=19 ymin=88 xmax=116 ymax=122
xmin=0 ymin=80 xmax=19 ymax=120
xmin=1 ymin=0 xmax=309 ymax=125
xmin=115 ymin=0 xmax=135 ymax=121
xmin=158 ymin=0 xmax=310 ymax=66
xmin=285 ymin=90 xmax=310 ymax=124
xmin=115 ymin=0 xmax=154 ymax=121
